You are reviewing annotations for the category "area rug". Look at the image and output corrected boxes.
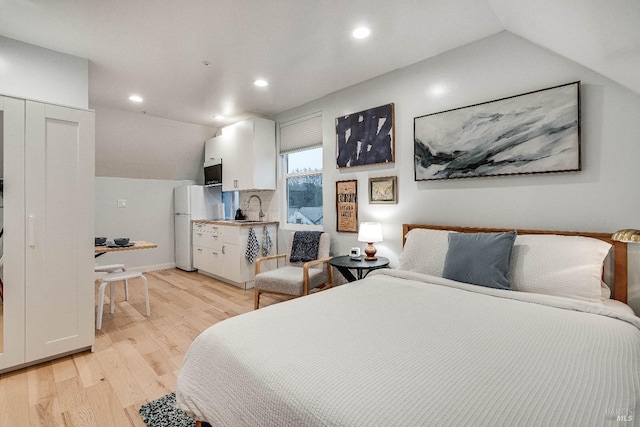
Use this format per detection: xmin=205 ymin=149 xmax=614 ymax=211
xmin=138 ymin=392 xmax=195 ymax=427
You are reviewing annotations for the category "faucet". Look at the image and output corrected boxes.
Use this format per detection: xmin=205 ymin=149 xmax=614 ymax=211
xmin=247 ymin=195 xmax=265 ymax=221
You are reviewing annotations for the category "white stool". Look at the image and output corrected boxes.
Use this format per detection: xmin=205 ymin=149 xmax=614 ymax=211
xmin=95 ymin=264 xmax=128 ymax=300
xmin=96 ymin=271 xmax=150 ymax=330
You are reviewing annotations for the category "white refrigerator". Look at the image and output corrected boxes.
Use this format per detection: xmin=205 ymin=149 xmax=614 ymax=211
xmin=174 ymin=184 xmax=222 ymax=271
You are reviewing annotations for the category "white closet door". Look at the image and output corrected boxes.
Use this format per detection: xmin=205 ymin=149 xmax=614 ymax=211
xmin=24 ymin=101 xmax=94 ymax=362
xmin=0 ymin=96 xmax=26 ymax=371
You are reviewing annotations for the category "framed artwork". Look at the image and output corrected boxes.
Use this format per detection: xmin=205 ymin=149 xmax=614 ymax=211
xmin=336 ymin=180 xmax=358 ymax=233
xmin=336 ymin=103 xmax=395 ymax=168
xmin=369 ymin=176 xmax=397 ymax=204
xmin=414 ymin=82 xmax=581 ymax=181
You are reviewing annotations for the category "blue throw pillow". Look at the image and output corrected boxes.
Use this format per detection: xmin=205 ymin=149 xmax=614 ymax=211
xmin=442 ymin=231 xmax=517 ymax=290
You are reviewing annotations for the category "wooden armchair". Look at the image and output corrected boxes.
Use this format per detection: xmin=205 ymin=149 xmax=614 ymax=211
xmin=254 ymin=232 xmax=333 ymax=309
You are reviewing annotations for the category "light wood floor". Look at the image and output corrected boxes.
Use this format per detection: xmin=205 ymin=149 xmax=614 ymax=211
xmin=0 ymin=268 xmax=286 ymax=426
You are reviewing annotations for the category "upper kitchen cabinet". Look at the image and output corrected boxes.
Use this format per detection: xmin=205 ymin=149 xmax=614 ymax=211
xmin=207 ymin=117 xmax=276 ymax=192
xmin=204 ymin=134 xmax=222 ymax=163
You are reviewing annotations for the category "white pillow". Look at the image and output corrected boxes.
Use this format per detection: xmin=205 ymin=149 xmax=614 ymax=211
xmin=508 ymin=234 xmax=612 ymax=303
xmin=398 ymin=229 xmax=452 ymax=276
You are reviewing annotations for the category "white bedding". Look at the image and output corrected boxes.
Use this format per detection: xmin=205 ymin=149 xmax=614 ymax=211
xmin=176 ymin=270 xmax=640 ymax=427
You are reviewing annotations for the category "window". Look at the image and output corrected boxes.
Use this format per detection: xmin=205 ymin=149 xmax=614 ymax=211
xmin=284 ymin=147 xmax=323 ymax=226
xmin=279 ymin=112 xmax=323 ymax=228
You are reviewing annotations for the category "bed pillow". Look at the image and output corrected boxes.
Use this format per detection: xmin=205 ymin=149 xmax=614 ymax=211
xmin=508 ymin=234 xmax=612 ymax=303
xmin=442 ymin=231 xmax=517 ymax=290
xmin=398 ymin=229 xmax=452 ymax=277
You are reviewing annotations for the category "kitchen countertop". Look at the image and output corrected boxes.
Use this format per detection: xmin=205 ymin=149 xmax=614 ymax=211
xmin=193 ymin=219 xmax=279 ymax=227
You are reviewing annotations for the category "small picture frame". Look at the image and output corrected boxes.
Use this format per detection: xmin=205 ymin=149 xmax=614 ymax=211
xmin=336 ymin=179 xmax=358 ymax=233
xmin=369 ymin=176 xmax=397 ymax=204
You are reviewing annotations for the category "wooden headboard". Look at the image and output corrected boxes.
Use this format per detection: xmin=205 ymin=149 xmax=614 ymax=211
xmin=402 ymin=224 xmax=629 ymax=304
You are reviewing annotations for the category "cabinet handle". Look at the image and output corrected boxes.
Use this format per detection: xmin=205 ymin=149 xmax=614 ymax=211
xmin=197 ymin=248 xmax=203 ymax=252
xmin=28 ymin=215 xmax=35 ymax=247
xmin=222 ymin=245 xmax=226 ymax=254
xmin=196 ymin=233 xmax=203 ymax=236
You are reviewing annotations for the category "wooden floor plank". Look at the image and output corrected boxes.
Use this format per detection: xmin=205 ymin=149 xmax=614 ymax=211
xmin=0 ymin=370 xmax=30 ymax=426
xmin=0 ymin=268 xmax=287 ymax=426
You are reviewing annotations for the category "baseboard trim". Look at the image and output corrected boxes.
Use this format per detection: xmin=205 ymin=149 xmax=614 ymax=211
xmin=126 ymin=263 xmax=176 ymax=273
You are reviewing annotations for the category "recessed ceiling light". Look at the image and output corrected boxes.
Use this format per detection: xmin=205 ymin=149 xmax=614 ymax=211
xmin=352 ymin=27 xmax=370 ymax=39
xmin=254 ymin=79 xmax=268 ymax=87
xmin=129 ymin=94 xmax=143 ymax=103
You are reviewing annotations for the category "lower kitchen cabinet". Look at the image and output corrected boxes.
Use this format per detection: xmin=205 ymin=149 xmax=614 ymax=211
xmin=192 ymin=222 xmax=278 ymax=289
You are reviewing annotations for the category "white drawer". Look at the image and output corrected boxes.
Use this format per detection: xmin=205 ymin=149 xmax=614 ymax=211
xmin=192 ymin=228 xmax=209 ymax=247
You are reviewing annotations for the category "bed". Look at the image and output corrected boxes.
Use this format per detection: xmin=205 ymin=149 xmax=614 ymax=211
xmin=176 ymin=224 xmax=640 ymax=427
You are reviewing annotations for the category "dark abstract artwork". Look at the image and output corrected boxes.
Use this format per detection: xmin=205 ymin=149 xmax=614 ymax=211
xmin=336 ymin=103 xmax=394 ymax=168
xmin=414 ymin=82 xmax=580 ymax=181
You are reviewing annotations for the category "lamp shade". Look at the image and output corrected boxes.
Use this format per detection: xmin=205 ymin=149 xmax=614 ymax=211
xmin=611 ymin=229 xmax=640 ymax=243
xmin=358 ymin=222 xmax=383 ymax=243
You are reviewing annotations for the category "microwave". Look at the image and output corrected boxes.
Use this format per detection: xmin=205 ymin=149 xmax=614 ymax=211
xmin=204 ymin=159 xmax=222 ymax=187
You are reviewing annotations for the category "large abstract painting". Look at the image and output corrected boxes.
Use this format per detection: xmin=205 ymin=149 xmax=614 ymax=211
xmin=414 ymin=82 xmax=581 ymax=181
xmin=336 ymin=103 xmax=394 ymax=168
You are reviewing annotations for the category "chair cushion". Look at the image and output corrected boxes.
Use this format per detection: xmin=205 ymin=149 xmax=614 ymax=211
xmin=287 ymin=232 xmax=331 ymax=270
xmin=255 ymin=266 xmax=328 ymax=295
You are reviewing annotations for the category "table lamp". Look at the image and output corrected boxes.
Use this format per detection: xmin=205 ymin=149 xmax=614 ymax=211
xmin=611 ymin=229 xmax=640 ymax=243
xmin=358 ymin=222 xmax=383 ymax=261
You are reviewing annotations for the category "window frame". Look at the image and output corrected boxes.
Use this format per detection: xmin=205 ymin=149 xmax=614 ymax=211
xmin=280 ymin=145 xmax=323 ymax=231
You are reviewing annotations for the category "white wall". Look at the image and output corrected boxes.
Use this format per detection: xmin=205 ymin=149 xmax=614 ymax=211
xmin=95 ymin=177 xmax=192 ymax=271
xmin=94 ymin=105 xmax=216 ymax=181
xmin=275 ymin=31 xmax=640 ymax=314
xmin=0 ymin=36 xmax=88 ymax=109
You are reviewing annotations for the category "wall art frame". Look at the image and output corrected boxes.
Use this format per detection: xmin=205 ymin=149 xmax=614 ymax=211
xmin=414 ymin=82 xmax=581 ymax=181
xmin=336 ymin=179 xmax=358 ymax=233
xmin=336 ymin=103 xmax=395 ymax=168
xmin=368 ymin=176 xmax=397 ymax=204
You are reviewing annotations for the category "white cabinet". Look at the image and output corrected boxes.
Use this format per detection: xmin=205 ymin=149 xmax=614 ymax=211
xmin=205 ymin=118 xmax=276 ymax=192
xmin=193 ymin=223 xmax=223 ymax=277
xmin=0 ymin=96 xmax=94 ymax=372
xmin=192 ymin=222 xmax=278 ymax=289
xmin=204 ymin=134 xmax=223 ymax=163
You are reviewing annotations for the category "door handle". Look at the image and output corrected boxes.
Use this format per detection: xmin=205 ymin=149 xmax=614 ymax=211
xmin=28 ymin=214 xmax=35 ymax=247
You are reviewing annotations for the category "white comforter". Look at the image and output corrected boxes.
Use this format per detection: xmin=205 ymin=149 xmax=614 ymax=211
xmin=176 ymin=270 xmax=640 ymax=427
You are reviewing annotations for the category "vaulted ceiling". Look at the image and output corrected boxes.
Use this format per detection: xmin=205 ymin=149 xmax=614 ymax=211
xmin=1 ymin=0 xmax=639 ymax=126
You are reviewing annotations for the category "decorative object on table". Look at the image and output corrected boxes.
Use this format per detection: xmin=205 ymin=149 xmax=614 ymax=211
xmin=262 ymin=225 xmax=272 ymax=257
xmin=113 ymin=237 xmax=130 ymax=246
xmin=95 ymin=237 xmax=107 ymax=246
xmin=245 ymin=227 xmax=260 ymax=264
xmin=414 ymin=81 xmax=581 ymax=181
xmin=336 ymin=103 xmax=395 ymax=168
xmin=138 ymin=392 xmax=195 ymax=427
xmin=611 ymin=229 xmax=640 ymax=243
xmin=349 ymin=247 xmax=361 ymax=259
xmin=368 ymin=176 xmax=397 ymax=204
xmin=336 ymin=179 xmax=358 ymax=233
xmin=358 ymin=222 xmax=383 ymax=261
